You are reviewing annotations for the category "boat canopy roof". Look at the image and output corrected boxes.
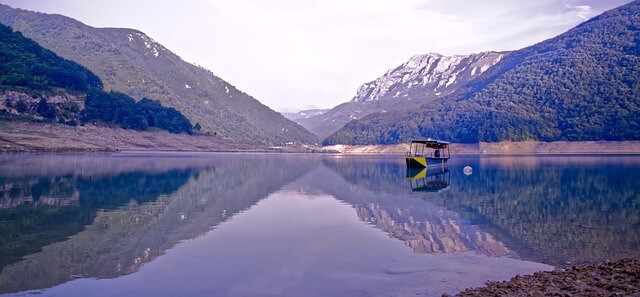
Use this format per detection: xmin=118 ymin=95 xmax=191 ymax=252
xmin=410 ymin=139 xmax=449 ymax=148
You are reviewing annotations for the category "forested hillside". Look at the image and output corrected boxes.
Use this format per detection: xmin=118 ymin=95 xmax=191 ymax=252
xmin=325 ymin=1 xmax=640 ymax=145
xmin=0 ymin=24 xmax=101 ymax=93
xmin=0 ymin=23 xmax=192 ymax=134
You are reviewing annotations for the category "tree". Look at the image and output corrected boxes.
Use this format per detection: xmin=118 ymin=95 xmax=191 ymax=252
xmin=36 ymin=98 xmax=49 ymax=114
xmin=36 ymin=98 xmax=56 ymax=119
xmin=80 ymin=91 xmax=192 ymax=134
xmin=16 ymin=100 xmax=27 ymax=113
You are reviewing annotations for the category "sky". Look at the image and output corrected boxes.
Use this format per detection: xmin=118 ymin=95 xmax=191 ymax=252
xmin=0 ymin=0 xmax=633 ymax=111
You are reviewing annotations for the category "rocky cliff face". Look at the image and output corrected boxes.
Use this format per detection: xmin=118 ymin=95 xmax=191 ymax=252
xmin=352 ymin=52 xmax=506 ymax=103
xmin=297 ymin=52 xmax=507 ymax=139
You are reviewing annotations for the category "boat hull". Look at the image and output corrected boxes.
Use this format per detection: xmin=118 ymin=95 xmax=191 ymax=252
xmin=405 ymin=156 xmax=448 ymax=168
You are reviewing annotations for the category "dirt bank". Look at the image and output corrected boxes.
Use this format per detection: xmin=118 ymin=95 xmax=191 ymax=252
xmin=324 ymin=141 xmax=640 ymax=155
xmin=446 ymin=258 xmax=640 ymax=297
xmin=0 ymin=121 xmax=320 ymax=153
xmin=3 ymin=122 xmax=639 ymax=154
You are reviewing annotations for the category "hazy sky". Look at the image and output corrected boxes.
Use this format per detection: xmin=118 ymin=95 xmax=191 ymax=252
xmin=0 ymin=0 xmax=633 ymax=111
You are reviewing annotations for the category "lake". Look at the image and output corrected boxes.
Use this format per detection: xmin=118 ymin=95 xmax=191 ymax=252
xmin=0 ymin=152 xmax=638 ymax=296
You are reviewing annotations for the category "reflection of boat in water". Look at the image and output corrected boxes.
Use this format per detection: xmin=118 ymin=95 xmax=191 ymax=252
xmin=405 ymin=139 xmax=450 ymax=168
xmin=406 ymin=166 xmax=450 ymax=192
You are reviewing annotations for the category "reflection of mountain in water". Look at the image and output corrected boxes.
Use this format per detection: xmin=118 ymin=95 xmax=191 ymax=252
xmin=430 ymin=157 xmax=640 ymax=267
xmin=354 ymin=202 xmax=509 ymax=256
xmin=323 ymin=155 xmax=640 ymax=267
xmin=0 ymin=170 xmax=191 ymax=272
xmin=298 ymin=159 xmax=511 ymax=257
xmin=2 ymin=154 xmax=636 ymax=293
xmin=1 ymin=176 xmax=80 ymax=208
xmin=0 ymin=154 xmax=318 ymax=294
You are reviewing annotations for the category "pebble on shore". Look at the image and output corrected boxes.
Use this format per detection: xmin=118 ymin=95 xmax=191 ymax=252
xmin=445 ymin=258 xmax=640 ymax=297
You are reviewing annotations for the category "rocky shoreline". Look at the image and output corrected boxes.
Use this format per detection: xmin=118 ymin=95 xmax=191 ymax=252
xmin=446 ymin=258 xmax=640 ymax=297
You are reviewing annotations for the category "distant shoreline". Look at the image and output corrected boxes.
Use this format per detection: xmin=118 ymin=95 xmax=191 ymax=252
xmin=2 ymin=121 xmax=639 ymax=154
xmin=324 ymin=141 xmax=640 ymax=155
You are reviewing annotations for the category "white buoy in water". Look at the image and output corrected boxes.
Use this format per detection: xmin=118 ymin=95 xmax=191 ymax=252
xmin=463 ymin=166 xmax=473 ymax=176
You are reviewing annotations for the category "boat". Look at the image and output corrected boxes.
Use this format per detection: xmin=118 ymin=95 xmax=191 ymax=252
xmin=405 ymin=139 xmax=450 ymax=168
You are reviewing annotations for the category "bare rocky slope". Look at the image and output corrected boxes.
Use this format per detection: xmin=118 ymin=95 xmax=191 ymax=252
xmin=297 ymin=52 xmax=507 ymax=138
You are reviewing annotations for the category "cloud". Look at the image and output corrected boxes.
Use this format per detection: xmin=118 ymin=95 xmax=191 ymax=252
xmin=569 ymin=5 xmax=593 ymax=20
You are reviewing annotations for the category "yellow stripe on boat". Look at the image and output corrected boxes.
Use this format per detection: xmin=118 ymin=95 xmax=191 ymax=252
xmin=406 ymin=156 xmax=428 ymax=168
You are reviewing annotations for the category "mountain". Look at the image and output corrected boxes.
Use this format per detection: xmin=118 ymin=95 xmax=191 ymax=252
xmin=324 ymin=1 xmax=640 ymax=145
xmin=280 ymin=108 xmax=328 ymax=121
xmin=0 ymin=4 xmax=318 ymax=145
xmin=0 ymin=23 xmax=193 ymax=134
xmin=297 ymin=52 xmax=506 ymax=138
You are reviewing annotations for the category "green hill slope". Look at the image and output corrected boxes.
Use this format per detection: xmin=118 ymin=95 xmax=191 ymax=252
xmin=0 ymin=5 xmax=318 ymax=145
xmin=0 ymin=23 xmax=192 ymax=134
xmin=0 ymin=23 xmax=102 ymax=93
xmin=325 ymin=1 xmax=640 ymax=145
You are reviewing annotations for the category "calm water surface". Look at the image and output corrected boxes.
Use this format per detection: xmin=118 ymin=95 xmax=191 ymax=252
xmin=0 ymin=152 xmax=638 ymax=296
